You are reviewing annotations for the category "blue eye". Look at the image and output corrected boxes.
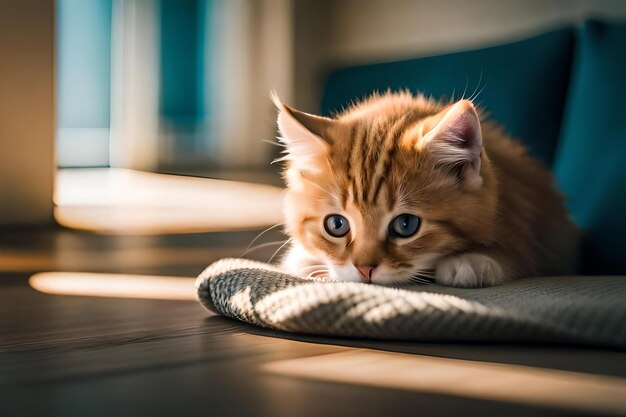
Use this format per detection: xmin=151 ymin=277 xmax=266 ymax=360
xmin=388 ymin=214 xmax=421 ymax=238
xmin=324 ymin=214 xmax=350 ymax=237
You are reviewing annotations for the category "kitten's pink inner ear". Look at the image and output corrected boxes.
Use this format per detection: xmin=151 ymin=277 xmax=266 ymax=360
xmin=422 ymin=100 xmax=484 ymax=188
xmin=424 ymin=100 xmax=482 ymax=150
xmin=273 ymin=94 xmax=333 ymax=170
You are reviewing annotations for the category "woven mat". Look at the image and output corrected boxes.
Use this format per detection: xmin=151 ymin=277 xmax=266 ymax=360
xmin=196 ymin=258 xmax=626 ymax=348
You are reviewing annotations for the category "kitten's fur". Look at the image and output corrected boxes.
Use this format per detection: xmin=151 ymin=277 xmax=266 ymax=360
xmin=274 ymin=92 xmax=578 ymax=287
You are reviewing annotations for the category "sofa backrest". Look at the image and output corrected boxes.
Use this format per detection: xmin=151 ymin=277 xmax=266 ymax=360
xmin=321 ymin=28 xmax=575 ymax=166
xmin=553 ymin=20 xmax=626 ymax=275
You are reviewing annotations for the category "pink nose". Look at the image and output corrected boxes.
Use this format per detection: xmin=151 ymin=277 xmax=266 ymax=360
xmin=356 ymin=266 xmax=375 ymax=282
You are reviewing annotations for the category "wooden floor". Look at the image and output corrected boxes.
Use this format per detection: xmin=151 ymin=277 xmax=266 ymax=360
xmin=2 ymin=226 xmax=626 ymax=417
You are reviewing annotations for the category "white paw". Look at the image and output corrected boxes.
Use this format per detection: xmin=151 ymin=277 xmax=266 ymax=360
xmin=435 ymin=253 xmax=504 ymax=288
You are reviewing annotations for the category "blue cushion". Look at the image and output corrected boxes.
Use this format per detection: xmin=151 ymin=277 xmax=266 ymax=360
xmin=321 ymin=29 xmax=574 ymax=166
xmin=554 ymin=21 xmax=626 ymax=274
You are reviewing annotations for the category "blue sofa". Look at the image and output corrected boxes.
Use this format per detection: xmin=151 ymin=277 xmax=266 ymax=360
xmin=321 ymin=20 xmax=626 ymax=275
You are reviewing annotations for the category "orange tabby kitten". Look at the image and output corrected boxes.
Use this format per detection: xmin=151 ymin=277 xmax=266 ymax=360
xmin=274 ymin=92 xmax=578 ymax=287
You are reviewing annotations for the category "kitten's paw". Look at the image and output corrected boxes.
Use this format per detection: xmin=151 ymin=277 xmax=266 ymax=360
xmin=435 ymin=253 xmax=504 ymax=288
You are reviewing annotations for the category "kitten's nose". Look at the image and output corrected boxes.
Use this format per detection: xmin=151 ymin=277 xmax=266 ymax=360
xmin=356 ymin=265 xmax=376 ymax=282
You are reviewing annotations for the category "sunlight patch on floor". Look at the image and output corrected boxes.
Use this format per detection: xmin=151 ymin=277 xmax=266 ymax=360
xmin=55 ymin=168 xmax=284 ymax=235
xmin=29 ymin=271 xmax=196 ymax=300
xmin=262 ymin=350 xmax=626 ymax=415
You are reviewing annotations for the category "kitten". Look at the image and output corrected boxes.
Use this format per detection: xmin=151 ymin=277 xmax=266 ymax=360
xmin=273 ymin=91 xmax=578 ymax=287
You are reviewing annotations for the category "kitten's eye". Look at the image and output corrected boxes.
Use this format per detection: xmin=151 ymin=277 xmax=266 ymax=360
xmin=388 ymin=214 xmax=421 ymax=238
xmin=324 ymin=214 xmax=350 ymax=238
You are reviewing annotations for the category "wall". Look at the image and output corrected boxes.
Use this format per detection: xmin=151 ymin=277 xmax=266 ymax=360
xmin=0 ymin=1 xmax=55 ymax=226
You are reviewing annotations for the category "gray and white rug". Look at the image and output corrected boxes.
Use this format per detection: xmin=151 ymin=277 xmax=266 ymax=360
xmin=196 ymin=258 xmax=626 ymax=348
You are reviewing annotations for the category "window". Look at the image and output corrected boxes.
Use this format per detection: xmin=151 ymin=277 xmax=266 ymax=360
xmin=56 ymin=0 xmax=291 ymax=171
xmin=56 ymin=0 xmax=112 ymax=167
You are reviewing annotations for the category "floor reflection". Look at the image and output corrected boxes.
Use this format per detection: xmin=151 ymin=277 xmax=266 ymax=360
xmin=29 ymin=271 xmax=196 ymax=300
xmin=263 ymin=350 xmax=626 ymax=415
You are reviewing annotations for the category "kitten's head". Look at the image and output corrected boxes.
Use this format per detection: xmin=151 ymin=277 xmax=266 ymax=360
xmin=275 ymin=92 xmax=499 ymax=285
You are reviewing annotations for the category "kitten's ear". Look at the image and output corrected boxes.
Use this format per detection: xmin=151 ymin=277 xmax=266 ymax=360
xmin=272 ymin=93 xmax=333 ymax=171
xmin=422 ymin=100 xmax=483 ymax=189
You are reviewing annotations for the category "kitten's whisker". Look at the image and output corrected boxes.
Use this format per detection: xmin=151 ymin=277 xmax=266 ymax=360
xmin=324 ymin=156 xmax=337 ymax=178
xmin=300 ymin=266 xmax=329 ymax=276
xmin=299 ymin=264 xmax=327 ymax=271
xmin=413 ymin=272 xmax=436 ymax=280
xmin=469 ymin=69 xmax=488 ymax=104
xmin=396 ymin=168 xmax=414 ymax=206
xmin=467 ymin=69 xmax=483 ymax=103
xmin=414 ymin=272 xmax=436 ymax=278
xmin=408 ymin=267 xmax=437 ymax=285
xmin=240 ymin=240 xmax=288 ymax=259
xmin=413 ymin=268 xmax=436 ymax=275
xmin=411 ymin=276 xmax=435 ymax=284
xmin=301 ymin=175 xmax=336 ymax=200
xmin=409 ymin=274 xmax=434 ymax=283
xmin=274 ymin=134 xmax=289 ymax=147
xmin=409 ymin=278 xmax=431 ymax=285
xmin=262 ymin=139 xmax=284 ymax=147
xmin=268 ymin=238 xmax=293 ymax=264
xmin=306 ymin=269 xmax=330 ymax=279
xmin=246 ymin=223 xmax=284 ymax=252
xmin=461 ymin=74 xmax=469 ymax=100
xmin=472 ymin=81 xmax=488 ymax=103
